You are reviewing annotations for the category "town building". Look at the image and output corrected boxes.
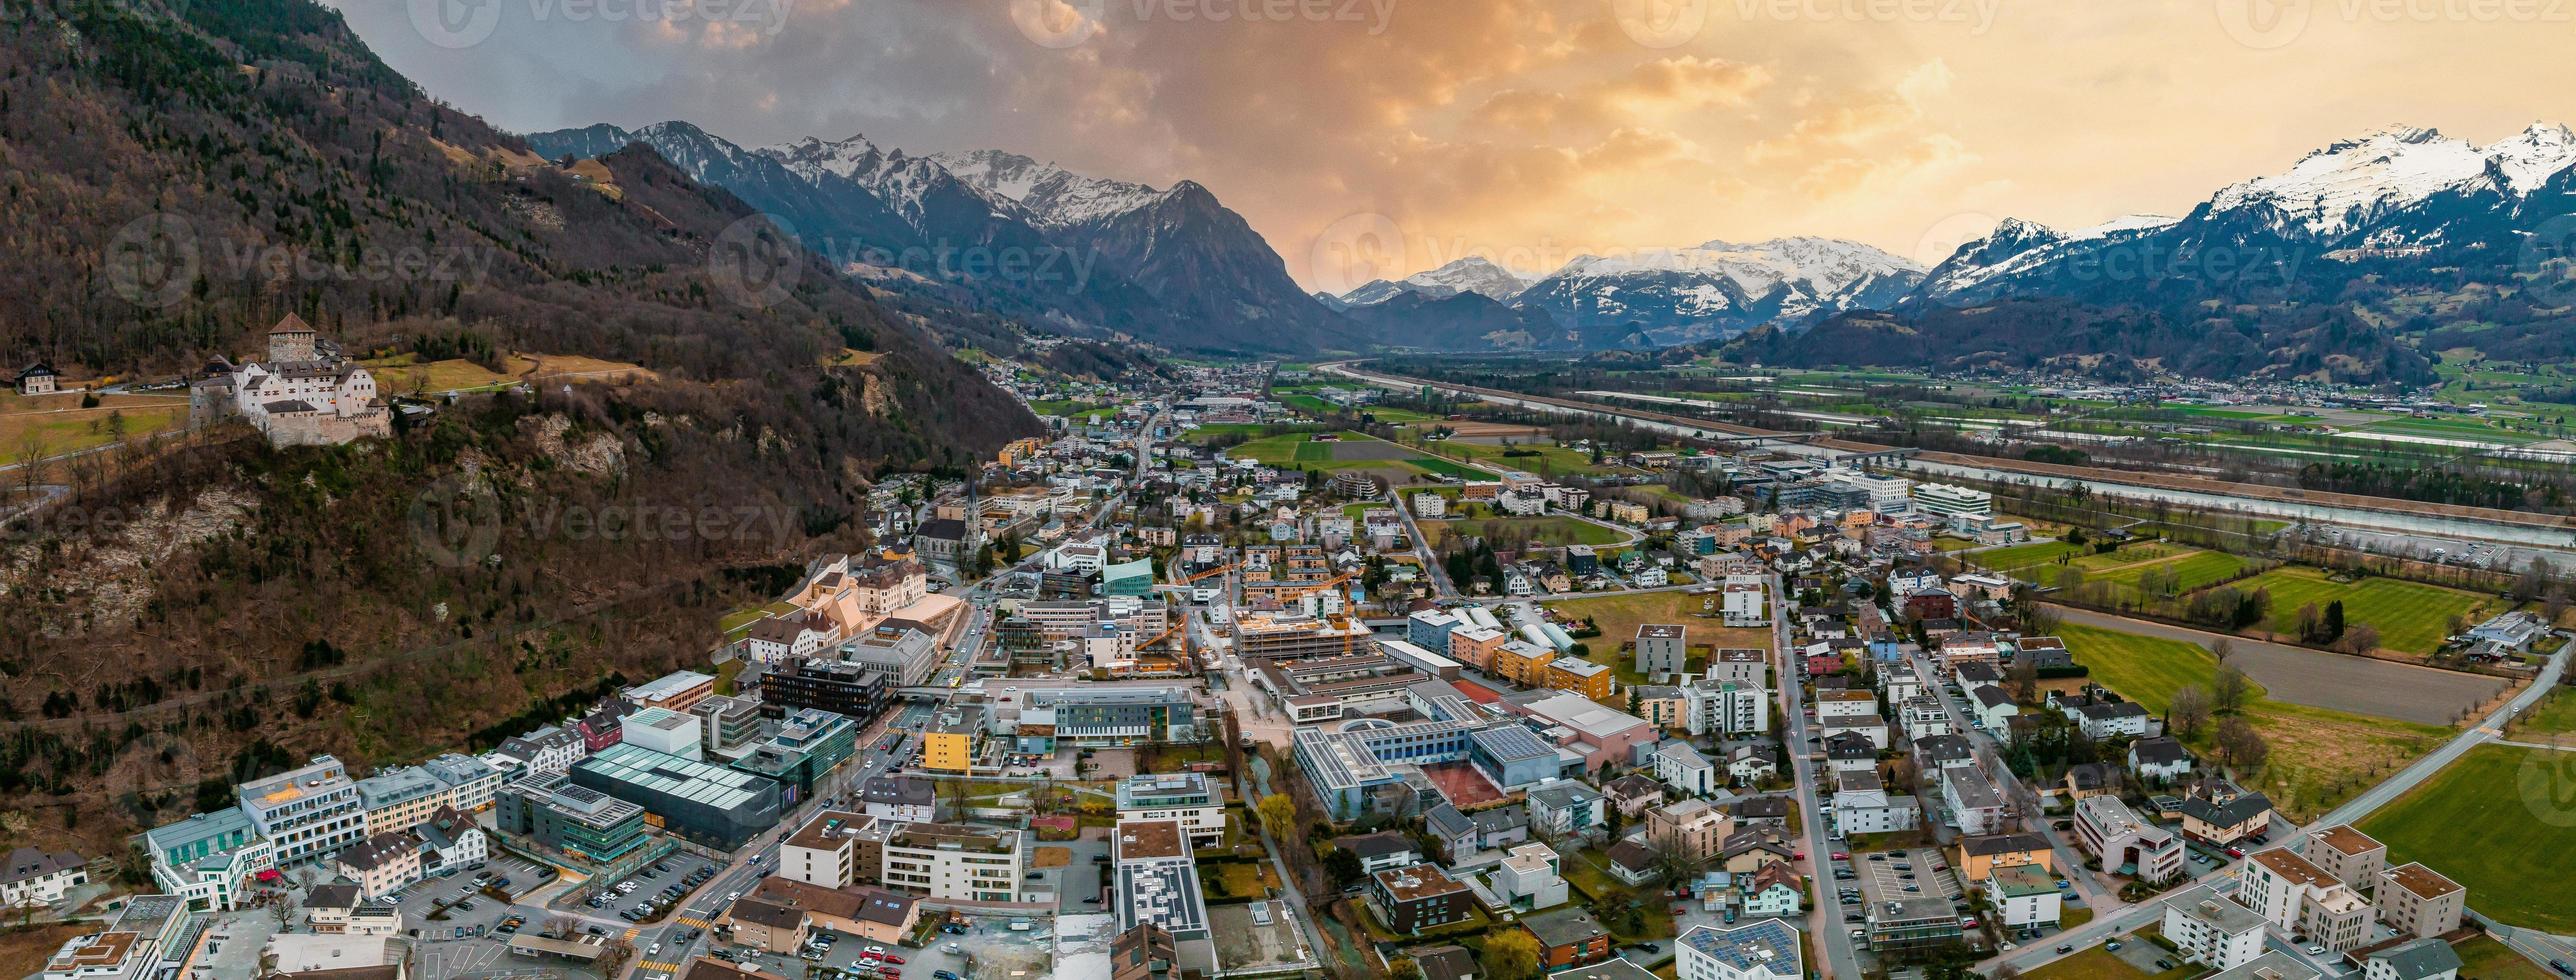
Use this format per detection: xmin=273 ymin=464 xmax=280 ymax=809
xmin=142 ymin=807 xmax=274 ymax=911
xmin=1636 ymin=624 xmax=1689 ymax=675
xmin=1522 ymin=906 xmax=1612 ymax=970
xmin=2376 ymin=863 xmax=2466 ymax=940
xmin=1113 ymin=820 xmax=1216 ymax=975
xmin=879 ymin=822 xmax=1024 ymax=902
xmin=1115 ymin=773 xmax=1227 ymax=849
xmin=570 ymin=743 xmax=783 ymax=851
xmin=239 ymin=756 xmax=366 ymax=867
xmin=1676 ymin=921 xmax=1801 ymax=980
xmin=2162 ymin=891 xmax=2268 ymax=973
xmin=1370 ymin=863 xmax=1473 ymax=935
xmin=2241 ymin=848 xmax=2373 ymax=953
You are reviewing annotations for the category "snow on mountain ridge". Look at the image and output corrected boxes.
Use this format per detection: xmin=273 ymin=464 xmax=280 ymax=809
xmin=928 ymin=149 xmax=1170 ymax=230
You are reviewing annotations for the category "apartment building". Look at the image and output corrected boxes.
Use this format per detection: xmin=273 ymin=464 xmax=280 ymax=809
xmin=880 ymin=822 xmax=1024 ymax=902
xmin=239 ymin=756 xmax=366 ymax=867
xmin=355 ymin=767 xmax=449 ymax=836
xmin=2161 ymin=891 xmax=2267 ymax=973
xmin=143 ymin=807 xmax=275 ymax=911
xmin=1721 ymin=578 xmax=1769 ymax=627
xmin=1113 ymin=820 xmax=1217 ymax=976
xmin=1114 ymin=773 xmax=1227 ymax=849
xmin=1635 ymin=624 xmax=1689 ymax=675
xmin=1682 ymin=680 xmax=1771 ymax=737
xmin=1646 ymin=799 xmax=1732 ymax=863
xmin=332 ymin=831 xmax=422 ymax=900
xmin=1676 ymin=921 xmax=1802 ymax=980
xmin=2305 ymin=826 xmax=2388 ymax=891
xmin=779 ymin=810 xmax=871 ymax=890
xmin=2376 ymin=863 xmax=2466 ymax=940
xmin=2241 ymin=848 xmax=2373 ymax=953
xmin=2072 ymin=795 xmax=2184 ymax=885
xmin=1370 ymin=864 xmax=1474 ymax=935
xmin=421 ymin=754 xmax=503 ymax=813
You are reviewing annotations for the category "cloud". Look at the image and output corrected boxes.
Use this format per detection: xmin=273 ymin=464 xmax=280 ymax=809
xmin=322 ymin=0 xmax=2576 ymax=288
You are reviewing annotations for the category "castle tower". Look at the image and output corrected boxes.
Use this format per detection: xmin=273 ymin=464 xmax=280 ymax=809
xmin=267 ymin=313 xmax=318 ymax=363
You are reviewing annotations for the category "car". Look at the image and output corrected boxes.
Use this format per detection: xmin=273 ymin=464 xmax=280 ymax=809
xmin=2056 ymin=945 xmax=2074 ymax=954
xmin=2306 ymin=945 xmax=2327 ymax=955
xmin=2550 ymin=960 xmax=2572 ymax=976
xmin=881 ymin=954 xmax=905 ymax=965
xmin=2107 ymin=941 xmax=2123 ymax=951
xmin=1850 ymin=929 xmax=1866 ymax=939
xmin=943 ymin=944 xmax=962 ymax=955
xmin=2157 ymin=960 xmax=2175 ymax=971
xmin=934 ymin=974 xmax=963 ymax=980
xmin=1831 ymin=851 xmax=1849 ymax=860
xmin=2225 ymin=847 xmax=2245 ymax=858
xmin=1900 ymin=873 xmax=1915 ymax=880
xmin=1999 ymin=942 xmax=2016 ymax=951
xmin=647 ymin=944 xmax=662 ymax=957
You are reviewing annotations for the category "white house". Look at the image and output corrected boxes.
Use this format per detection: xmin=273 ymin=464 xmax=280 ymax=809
xmin=1829 ymin=771 xmax=1919 ymax=838
xmin=1969 ymin=686 xmax=2020 ymax=733
xmin=1656 ymin=741 xmax=1720 ymax=797
xmin=1940 ymin=767 xmax=2010 ymax=836
xmin=0 ymin=848 xmax=87 ymax=909
xmin=1982 ymin=866 xmax=2062 ymax=928
xmin=1491 ymin=842 xmax=1569 ymax=910
xmin=2128 ymin=737 xmax=2196 ymax=784
xmin=2161 ymin=891 xmax=2267 ymax=973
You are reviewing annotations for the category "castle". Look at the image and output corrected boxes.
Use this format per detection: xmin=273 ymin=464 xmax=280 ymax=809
xmin=189 ymin=315 xmax=391 ymax=447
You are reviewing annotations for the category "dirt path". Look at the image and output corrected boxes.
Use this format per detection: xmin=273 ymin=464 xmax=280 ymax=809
xmin=2049 ymin=605 xmax=2508 ymax=726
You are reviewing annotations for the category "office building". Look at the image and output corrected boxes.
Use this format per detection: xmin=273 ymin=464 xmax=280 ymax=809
xmin=571 ymin=742 xmax=783 ymax=851
xmin=494 ymin=772 xmax=653 ymax=870
xmin=1114 ymin=820 xmax=1216 ymax=975
xmin=238 ymin=756 xmax=365 ymax=866
xmin=1115 ymin=773 xmax=1227 ymax=849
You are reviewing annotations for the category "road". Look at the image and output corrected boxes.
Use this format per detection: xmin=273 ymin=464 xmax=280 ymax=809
xmin=1771 ymin=572 xmax=1865 ymax=980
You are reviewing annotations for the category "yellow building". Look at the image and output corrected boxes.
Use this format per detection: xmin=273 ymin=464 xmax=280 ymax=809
xmin=1543 ymin=659 xmax=1613 ymax=701
xmin=1491 ymin=641 xmax=1556 ymax=687
xmin=921 ymin=705 xmax=982 ymax=773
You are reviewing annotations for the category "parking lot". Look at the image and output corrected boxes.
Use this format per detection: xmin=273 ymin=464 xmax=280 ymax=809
xmin=724 ymin=912 xmax=1056 ymax=980
xmin=570 ymin=853 xmax=723 ymax=924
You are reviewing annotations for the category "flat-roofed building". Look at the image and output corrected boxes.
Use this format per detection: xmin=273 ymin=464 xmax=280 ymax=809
xmin=626 ymin=670 xmax=717 ymax=712
xmin=143 ymin=807 xmax=274 ymax=911
xmin=2376 ymin=862 xmax=2466 ymax=940
xmin=570 ymin=743 xmax=782 ymax=851
xmin=2161 ymin=889 xmax=2266 ymax=972
xmin=2306 ymin=825 xmax=2387 ymax=892
xmin=1370 ymin=863 xmax=1473 ymax=936
xmin=239 ymin=756 xmax=365 ymax=867
xmin=2072 ymin=795 xmax=2183 ymax=885
xmin=1636 ymin=624 xmax=1688 ymax=675
xmin=779 ymin=810 xmax=869 ymax=889
xmin=2242 ymin=848 xmax=2372 ymax=953
xmin=1676 ymin=920 xmax=1801 ymax=980
xmin=1114 ymin=820 xmax=1215 ymax=975
xmin=838 ymin=623 xmax=941 ymax=688
xmin=493 ymin=772 xmax=653 ymax=871
xmin=354 ymin=766 xmax=449 ymax=837
xmin=622 ymin=707 xmax=705 ymax=760
xmin=1115 ymin=773 xmax=1226 ymax=848
xmin=880 ymin=822 xmax=1023 ymax=902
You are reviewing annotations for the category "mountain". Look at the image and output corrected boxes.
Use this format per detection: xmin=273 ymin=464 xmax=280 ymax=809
xmin=930 ymin=149 xmax=1356 ymax=353
xmin=1516 ymin=237 xmax=1926 ymax=345
xmin=1338 ymin=290 xmax=1583 ymax=352
xmin=1339 ymin=256 xmax=1532 ymax=307
xmin=0 ymin=0 xmax=1037 ymax=848
xmin=1746 ymin=122 xmax=2576 ymax=383
xmin=526 ymin=128 xmax=1354 ymax=354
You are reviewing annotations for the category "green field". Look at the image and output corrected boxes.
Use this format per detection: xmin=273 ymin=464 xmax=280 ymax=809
xmin=2023 ymin=947 xmax=2198 ymax=980
xmin=2062 ymin=623 xmax=2449 ymax=819
xmin=1975 ymin=539 xmax=2090 ymax=574
xmin=2511 ymin=688 xmax=2576 ymax=738
xmin=1431 ymin=439 xmax=1631 ymax=477
xmin=1227 ymin=433 xmax=1495 ymax=480
xmin=2227 ymin=566 xmax=2500 ymax=655
xmin=1026 ymin=398 xmax=1118 ymax=418
xmin=2077 ymin=547 xmax=2255 ymax=596
xmin=2359 ymin=744 xmax=2576 ymax=933
xmin=2451 ymin=934 xmax=2557 ymax=980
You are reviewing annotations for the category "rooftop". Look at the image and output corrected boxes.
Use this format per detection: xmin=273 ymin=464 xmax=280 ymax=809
xmin=2382 ymin=861 xmax=2462 ymax=899
xmin=1372 ymin=863 xmax=1467 ymax=903
xmin=1114 ymin=820 xmax=1189 ymax=863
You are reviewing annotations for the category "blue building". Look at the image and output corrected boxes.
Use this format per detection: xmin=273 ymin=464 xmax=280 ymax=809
xmin=1406 ymin=609 xmax=1460 ymax=653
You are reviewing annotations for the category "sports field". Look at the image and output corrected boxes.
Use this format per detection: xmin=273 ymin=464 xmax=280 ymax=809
xmin=2226 ymin=566 xmax=2499 ymax=655
xmin=2061 ymin=623 xmax=2449 ymax=819
xmin=2359 ymin=743 xmax=2576 ymax=933
xmin=1975 ymin=540 xmax=2089 ymax=576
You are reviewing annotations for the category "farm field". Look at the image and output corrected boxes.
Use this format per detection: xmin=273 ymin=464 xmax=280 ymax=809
xmin=1026 ymin=397 xmax=1118 ymax=417
xmin=361 ymin=351 xmax=654 ymax=394
xmin=2073 ymin=546 xmax=2256 ymax=596
xmin=1420 ymin=516 xmax=1625 ymax=550
xmin=1542 ymin=591 xmax=1771 ymax=657
xmin=2226 ymin=566 xmax=2500 ymax=655
xmin=1228 ymin=433 xmax=1495 ymax=481
xmin=2060 ymin=623 xmax=2450 ymax=819
xmin=0 ymin=391 xmax=189 ymax=464
xmin=2510 ymin=688 xmax=2576 ymax=739
xmin=1427 ymin=439 xmax=1631 ymax=477
xmin=2358 ymin=743 xmax=2576 ymax=933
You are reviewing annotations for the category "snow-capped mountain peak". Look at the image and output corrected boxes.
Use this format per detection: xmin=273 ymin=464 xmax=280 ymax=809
xmin=2208 ymin=126 xmax=2489 ymax=240
xmin=929 ymin=149 xmax=1168 ymax=230
xmin=1337 ymin=256 xmax=1531 ymax=306
xmin=2481 ymin=121 xmax=2576 ymax=195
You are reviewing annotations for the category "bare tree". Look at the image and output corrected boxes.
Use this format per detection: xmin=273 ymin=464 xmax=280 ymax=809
xmin=2212 ymin=666 xmax=2252 ymax=714
xmin=2007 ymin=657 xmax=2041 ymax=704
xmin=2210 ymin=638 xmax=2234 ymax=663
xmin=2169 ymin=685 xmax=2213 ymax=740
xmin=2213 ymin=716 xmax=2268 ymax=771
xmin=2550 ymin=590 xmax=2572 ymax=627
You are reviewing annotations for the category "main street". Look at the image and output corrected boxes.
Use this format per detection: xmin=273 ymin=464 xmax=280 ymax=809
xmin=1773 ymin=572 xmax=1865 ymax=980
